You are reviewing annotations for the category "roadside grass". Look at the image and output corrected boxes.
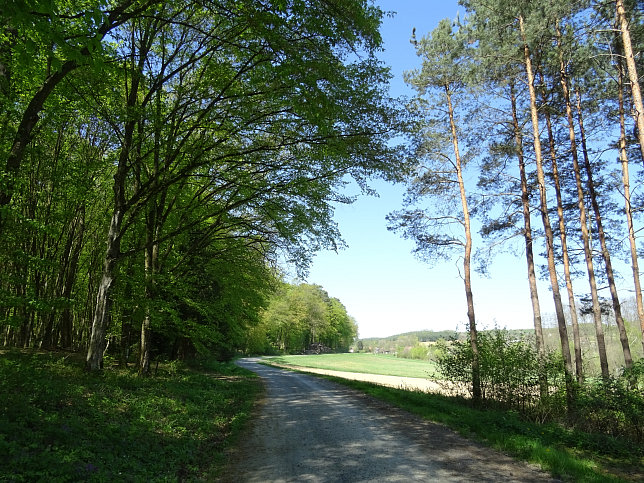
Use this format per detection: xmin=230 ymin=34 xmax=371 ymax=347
xmin=317 ymin=376 xmax=643 ymax=482
xmin=266 ymin=353 xmax=440 ymax=379
xmin=0 ymin=350 xmax=262 ymax=482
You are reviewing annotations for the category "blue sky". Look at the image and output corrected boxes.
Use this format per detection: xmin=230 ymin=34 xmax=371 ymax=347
xmin=306 ymin=0 xmax=556 ymax=339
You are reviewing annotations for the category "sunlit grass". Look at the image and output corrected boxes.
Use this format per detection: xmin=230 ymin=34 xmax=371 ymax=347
xmin=266 ymin=352 xmax=441 ymax=378
xmin=0 ymin=350 xmax=261 ymax=481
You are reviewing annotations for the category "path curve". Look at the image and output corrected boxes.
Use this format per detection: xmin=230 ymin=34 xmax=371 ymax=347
xmin=221 ymin=358 xmax=557 ymax=482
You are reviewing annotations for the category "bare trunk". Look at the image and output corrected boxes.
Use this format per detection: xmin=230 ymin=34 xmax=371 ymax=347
xmin=509 ymin=83 xmax=546 ymax=373
xmin=445 ymin=84 xmax=481 ymax=401
xmin=139 ymin=216 xmax=159 ymax=376
xmin=543 ymin=90 xmax=583 ymax=382
xmin=616 ymin=0 xmax=644 ymax=163
xmin=85 ymin=209 xmax=124 ymax=370
xmin=576 ymin=90 xmax=633 ymax=369
xmin=616 ymin=52 xmax=644 ymax=354
xmin=519 ymin=15 xmax=574 ymax=406
xmin=559 ymin=65 xmax=609 ymax=379
xmin=86 ymin=21 xmax=148 ymax=371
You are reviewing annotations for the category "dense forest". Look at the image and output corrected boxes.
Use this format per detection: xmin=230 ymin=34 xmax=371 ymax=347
xmin=0 ymin=0 xmax=401 ymax=373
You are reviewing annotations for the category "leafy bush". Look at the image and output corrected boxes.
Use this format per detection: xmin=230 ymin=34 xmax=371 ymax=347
xmin=571 ymin=360 xmax=644 ymax=442
xmin=435 ymin=328 xmax=644 ymax=443
xmin=436 ymin=328 xmax=562 ymax=408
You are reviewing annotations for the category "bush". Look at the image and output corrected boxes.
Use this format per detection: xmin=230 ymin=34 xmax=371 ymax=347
xmin=571 ymin=360 xmax=644 ymax=443
xmin=435 ymin=328 xmax=644 ymax=443
xmin=436 ymin=328 xmax=564 ymax=409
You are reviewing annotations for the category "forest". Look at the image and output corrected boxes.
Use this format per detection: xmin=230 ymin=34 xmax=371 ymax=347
xmin=0 ymin=0 xmax=397 ymax=373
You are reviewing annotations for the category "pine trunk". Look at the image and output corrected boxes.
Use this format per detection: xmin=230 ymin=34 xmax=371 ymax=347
xmin=445 ymin=83 xmax=481 ymax=401
xmin=510 ymin=83 xmax=545 ymax=360
xmin=616 ymin=53 xmax=644 ymax=354
xmin=616 ymin=0 xmax=644 ymax=163
xmin=519 ymin=15 xmax=574 ymax=407
xmin=543 ymin=91 xmax=583 ymax=383
xmin=576 ymin=90 xmax=633 ymax=369
xmin=561 ymin=75 xmax=610 ymax=378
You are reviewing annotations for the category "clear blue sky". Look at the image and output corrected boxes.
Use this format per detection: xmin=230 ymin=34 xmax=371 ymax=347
xmin=306 ymin=0 xmax=556 ymax=339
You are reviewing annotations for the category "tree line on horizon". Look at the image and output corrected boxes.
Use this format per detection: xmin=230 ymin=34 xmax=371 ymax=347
xmin=0 ymin=0 xmax=403 ymax=373
xmin=388 ymin=0 xmax=643 ymax=404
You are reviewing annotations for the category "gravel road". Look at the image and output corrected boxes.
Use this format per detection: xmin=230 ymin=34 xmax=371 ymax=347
xmin=220 ymin=358 xmax=557 ymax=482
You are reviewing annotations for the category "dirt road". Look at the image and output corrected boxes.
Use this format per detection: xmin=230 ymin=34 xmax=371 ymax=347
xmin=221 ymin=358 xmax=557 ymax=482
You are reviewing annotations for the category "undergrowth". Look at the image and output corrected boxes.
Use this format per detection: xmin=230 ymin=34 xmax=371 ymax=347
xmin=0 ymin=350 xmax=261 ymax=481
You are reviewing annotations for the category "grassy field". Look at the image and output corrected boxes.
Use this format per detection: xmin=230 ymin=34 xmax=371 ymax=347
xmin=0 ymin=350 xmax=261 ymax=481
xmin=266 ymin=353 xmax=440 ymax=378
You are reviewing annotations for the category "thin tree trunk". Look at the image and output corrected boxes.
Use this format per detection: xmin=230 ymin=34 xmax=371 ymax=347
xmin=616 ymin=0 xmax=644 ymax=163
xmin=86 ymin=64 xmax=142 ymax=371
xmin=85 ymin=207 xmax=124 ymax=371
xmin=576 ymin=90 xmax=633 ymax=369
xmin=542 ymin=89 xmax=583 ymax=383
xmin=616 ymin=51 xmax=644 ymax=354
xmin=519 ymin=14 xmax=574 ymax=407
xmin=510 ymin=82 xmax=547 ymax=395
xmin=558 ymin=67 xmax=610 ymax=379
xmin=445 ymin=83 xmax=481 ymax=401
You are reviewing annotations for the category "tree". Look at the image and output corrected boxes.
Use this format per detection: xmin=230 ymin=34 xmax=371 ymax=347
xmin=260 ymin=283 xmax=356 ymax=354
xmin=84 ymin=0 xmax=404 ymax=371
xmin=389 ymin=19 xmax=482 ymax=400
xmin=615 ymin=0 xmax=644 ymax=162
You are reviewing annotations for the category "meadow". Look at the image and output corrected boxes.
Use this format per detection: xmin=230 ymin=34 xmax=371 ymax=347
xmin=266 ymin=353 xmax=441 ymax=378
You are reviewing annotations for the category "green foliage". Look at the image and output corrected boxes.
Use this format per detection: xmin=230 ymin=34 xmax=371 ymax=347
xmin=0 ymin=350 xmax=261 ymax=481
xmin=436 ymin=329 xmax=564 ymax=408
xmin=436 ymin=328 xmax=644 ymax=445
xmin=258 ymin=283 xmax=357 ymax=354
xmin=1 ymin=0 xmax=406 ymax=367
xmin=571 ymin=360 xmax=644 ymax=442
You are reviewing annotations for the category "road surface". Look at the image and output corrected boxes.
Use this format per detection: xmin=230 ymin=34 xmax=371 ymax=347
xmin=221 ymin=358 xmax=557 ymax=482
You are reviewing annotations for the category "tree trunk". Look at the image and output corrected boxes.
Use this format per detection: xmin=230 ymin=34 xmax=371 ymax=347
xmin=509 ymin=82 xmax=546 ymax=391
xmin=542 ymin=88 xmax=583 ymax=383
xmin=616 ymin=0 xmax=644 ymax=163
xmin=616 ymin=50 xmax=644 ymax=354
xmin=85 ymin=208 xmax=124 ymax=371
xmin=576 ymin=89 xmax=633 ymax=369
xmin=558 ymin=66 xmax=610 ymax=379
xmin=445 ymin=83 xmax=481 ymax=401
xmin=519 ymin=14 xmax=574 ymax=407
xmin=0 ymin=61 xmax=78 ymax=222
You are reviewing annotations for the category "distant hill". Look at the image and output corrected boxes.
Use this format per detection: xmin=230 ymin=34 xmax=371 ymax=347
xmin=357 ymin=328 xmax=536 ymax=352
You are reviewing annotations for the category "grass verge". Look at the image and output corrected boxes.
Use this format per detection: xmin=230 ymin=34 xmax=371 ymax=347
xmin=316 ymin=376 xmax=643 ymax=482
xmin=0 ymin=350 xmax=262 ymax=482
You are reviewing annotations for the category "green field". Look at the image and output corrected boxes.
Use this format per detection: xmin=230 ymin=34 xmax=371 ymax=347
xmin=265 ymin=353 xmax=440 ymax=379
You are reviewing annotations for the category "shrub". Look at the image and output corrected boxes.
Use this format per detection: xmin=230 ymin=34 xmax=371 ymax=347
xmin=571 ymin=360 xmax=644 ymax=443
xmin=436 ymin=328 xmax=564 ymax=409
